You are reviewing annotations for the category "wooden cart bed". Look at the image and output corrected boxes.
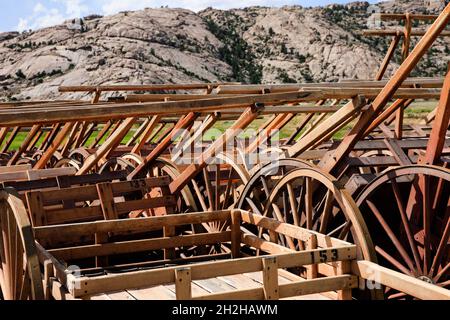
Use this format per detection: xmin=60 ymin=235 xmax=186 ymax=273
xmin=34 ymin=210 xmax=359 ymax=300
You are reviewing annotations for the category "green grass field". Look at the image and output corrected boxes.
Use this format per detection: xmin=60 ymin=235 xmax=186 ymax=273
xmin=1 ymin=101 xmax=437 ymax=152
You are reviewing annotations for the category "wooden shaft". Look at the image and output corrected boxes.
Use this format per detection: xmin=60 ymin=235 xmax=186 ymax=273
xmin=402 ymin=13 xmax=413 ymax=63
xmin=40 ymin=123 xmax=61 ymax=151
xmin=128 ymin=113 xmax=199 ymax=179
xmin=364 ymin=99 xmax=413 ymax=135
xmin=0 ymin=126 xmax=20 ymax=152
xmin=363 ymin=30 xmax=450 ymax=37
xmin=419 ymin=70 xmax=450 ymax=165
xmin=59 ymin=83 xmax=235 ymax=93
xmin=34 ymin=123 xmax=75 ymax=169
xmin=8 ymin=125 xmax=42 ymax=165
xmin=126 ymin=117 xmax=150 ymax=147
xmin=320 ymin=4 xmax=450 ymax=175
xmin=131 ymin=116 xmax=161 ymax=154
xmin=380 ymin=13 xmax=439 ymax=21
xmin=77 ymin=118 xmax=137 ymax=175
xmin=89 ymin=120 xmax=113 ymax=148
xmin=60 ymin=122 xmax=81 ymax=156
xmin=168 ymin=106 xmax=261 ymax=194
xmin=171 ymin=113 xmax=219 ymax=163
xmin=376 ymin=34 xmax=401 ymax=80
xmin=288 ymin=96 xmax=364 ymax=157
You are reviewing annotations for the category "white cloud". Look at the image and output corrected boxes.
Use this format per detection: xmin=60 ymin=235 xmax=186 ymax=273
xmin=16 ymin=0 xmax=89 ymax=31
xmin=55 ymin=0 xmax=89 ymax=16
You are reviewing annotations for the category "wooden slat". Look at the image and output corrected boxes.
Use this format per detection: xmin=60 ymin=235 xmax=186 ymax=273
xmin=352 ymin=260 xmax=450 ymax=300
xmin=34 ymin=210 xmax=231 ymax=243
xmin=240 ymin=211 xmax=352 ymax=248
xmin=193 ymin=275 xmax=357 ymax=300
xmin=49 ymin=231 xmax=232 ymax=261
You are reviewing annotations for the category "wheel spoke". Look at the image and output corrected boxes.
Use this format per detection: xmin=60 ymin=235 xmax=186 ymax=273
xmin=286 ymin=182 xmax=300 ymax=226
xmin=305 ymin=177 xmax=313 ymax=229
xmin=375 ymin=246 xmax=413 ymax=276
xmin=437 ymin=280 xmax=450 ymax=288
xmin=215 ymin=165 xmax=220 ymax=211
xmin=326 ymin=222 xmax=348 ymax=238
xmin=319 ymin=190 xmax=333 ymax=234
xmin=430 ymin=214 xmax=449 ymax=277
xmin=391 ymin=179 xmax=423 ymax=274
xmin=221 ymin=168 xmax=234 ymax=210
xmin=245 ymin=197 xmax=263 ymax=215
xmin=270 ymin=203 xmax=296 ymax=250
xmin=191 ymin=181 xmax=208 ymax=212
xmin=420 ymin=174 xmax=431 ymax=275
xmin=366 ymin=199 xmax=417 ymax=274
xmin=260 ymin=176 xmax=270 ymax=198
xmin=433 ymin=263 xmax=449 ymax=283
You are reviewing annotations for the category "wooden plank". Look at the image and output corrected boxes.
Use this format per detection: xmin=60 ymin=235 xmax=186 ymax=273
xmin=217 ymin=274 xmax=261 ymax=290
xmin=49 ymin=231 xmax=232 ymax=261
xmin=0 ymin=164 xmax=32 ymax=174
xmin=95 ymin=182 xmax=117 ymax=267
xmin=307 ymin=234 xmax=318 ymax=279
xmin=337 ymin=261 xmax=352 ymax=300
xmin=59 ymin=83 xmax=231 ymax=92
xmin=278 ymin=275 xmax=357 ymax=299
xmin=34 ymin=210 xmax=231 ymax=243
xmin=231 ymin=210 xmax=242 ymax=258
xmin=127 ymin=285 xmax=176 ymax=300
xmin=175 ymin=268 xmax=192 ymax=300
xmin=37 ymin=176 xmax=171 ymax=204
xmin=193 ymin=278 xmax=237 ymax=294
xmin=352 ymin=260 xmax=450 ymax=300
xmin=25 ymin=191 xmax=47 ymax=227
xmin=241 ymin=233 xmax=296 ymax=254
xmin=240 ymin=211 xmax=351 ymax=248
xmin=384 ymin=138 xmax=412 ymax=165
xmin=262 ymin=257 xmax=279 ymax=300
xmin=193 ymin=275 xmax=357 ymax=300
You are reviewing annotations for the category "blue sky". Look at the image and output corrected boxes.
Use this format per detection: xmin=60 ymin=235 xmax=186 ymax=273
xmin=0 ymin=0 xmax=381 ymax=32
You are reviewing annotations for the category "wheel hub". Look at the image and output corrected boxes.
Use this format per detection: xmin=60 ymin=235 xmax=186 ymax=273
xmin=417 ymin=275 xmax=434 ymax=284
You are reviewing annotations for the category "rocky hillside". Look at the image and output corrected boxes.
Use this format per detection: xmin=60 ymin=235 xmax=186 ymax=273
xmin=0 ymin=0 xmax=449 ymax=101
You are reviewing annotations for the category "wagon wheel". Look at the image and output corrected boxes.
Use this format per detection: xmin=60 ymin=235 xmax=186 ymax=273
xmin=31 ymin=150 xmax=44 ymax=162
xmin=191 ymin=152 xmax=250 ymax=213
xmin=167 ymin=152 xmax=250 ymax=256
xmin=191 ymin=152 xmax=250 ymax=234
xmin=68 ymin=147 xmax=92 ymax=165
xmin=47 ymin=151 xmax=64 ymax=168
xmin=0 ymin=190 xmax=44 ymax=300
xmin=53 ymin=158 xmax=81 ymax=171
xmin=261 ymin=167 xmax=375 ymax=259
xmin=145 ymin=157 xmax=198 ymax=214
xmin=16 ymin=157 xmax=35 ymax=166
xmin=121 ymin=153 xmax=145 ymax=168
xmin=98 ymin=157 xmax=136 ymax=174
xmin=260 ymin=167 xmax=379 ymax=299
xmin=357 ymin=150 xmax=394 ymax=175
xmin=356 ymin=165 xmax=450 ymax=299
xmin=237 ymin=158 xmax=313 ymax=216
xmin=245 ymin=146 xmax=289 ymax=176
xmin=0 ymin=153 xmax=10 ymax=161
